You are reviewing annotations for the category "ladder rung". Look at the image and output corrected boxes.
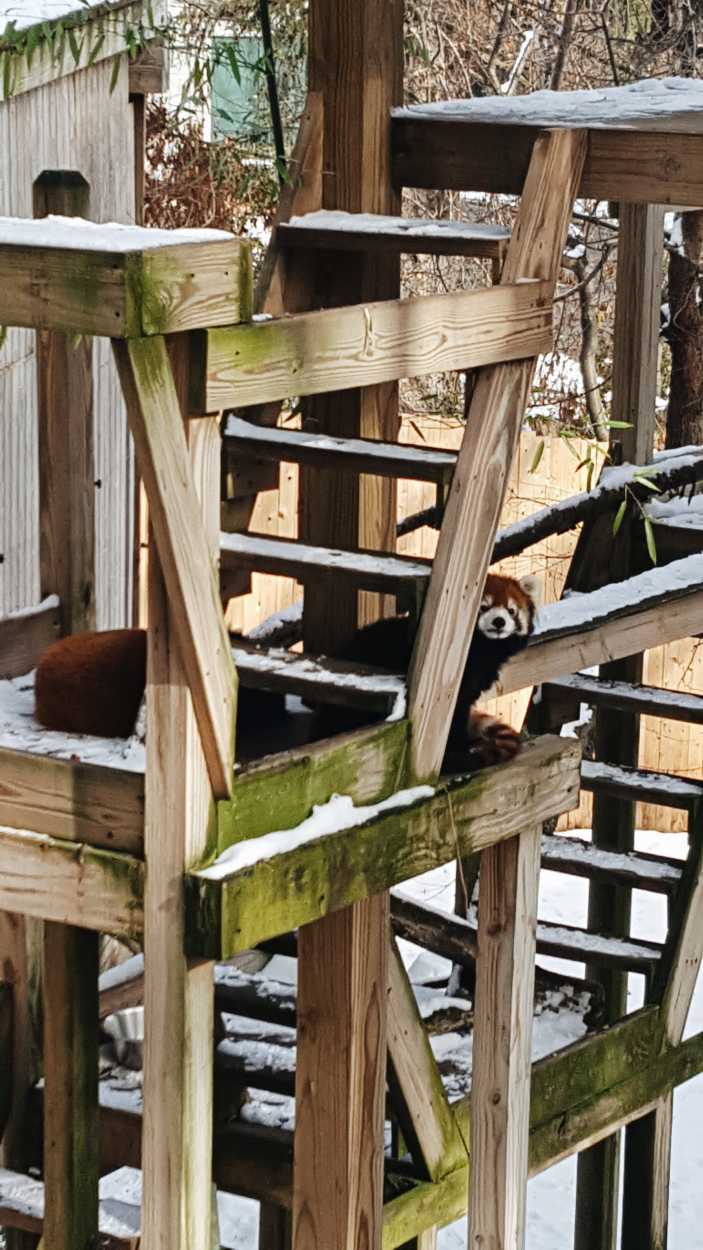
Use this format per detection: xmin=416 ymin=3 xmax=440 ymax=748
xmin=220 ymin=532 xmax=431 ymax=595
xmin=224 ymin=416 xmax=457 ymax=484
xmin=535 ymin=919 xmax=662 ymax=973
xmin=232 ymin=637 xmax=404 ymax=714
xmin=278 ymin=210 xmax=510 ymax=259
xmin=541 ymin=833 xmax=682 ymax=895
xmin=545 ymin=674 xmax=703 ymax=725
xmin=581 ymin=760 xmax=703 ymax=810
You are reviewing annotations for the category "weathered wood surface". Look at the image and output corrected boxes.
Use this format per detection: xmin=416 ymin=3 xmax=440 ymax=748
xmin=543 ymin=673 xmax=703 ymax=725
xmin=470 ymin=827 xmax=540 ymax=1250
xmin=610 ymin=204 xmax=665 ymax=463
xmin=203 ymin=281 xmax=551 ymax=412
xmin=0 ymin=1167 xmax=139 ymax=1249
xmin=188 ymin=736 xmax=580 ymax=957
xmin=0 ymin=0 xmax=142 ymax=99
xmin=657 ymin=807 xmax=703 ymax=1045
xmin=581 ymin=760 xmax=703 ymax=810
xmin=233 ymin=636 xmax=403 ymax=713
xmin=128 ymin=43 xmax=167 ymax=96
xmin=408 ymin=128 xmax=586 ymax=778
xmin=541 ymin=832 xmax=681 ymax=895
xmin=621 ymin=1095 xmax=672 ymax=1250
xmin=0 ymin=747 xmax=144 ymax=852
xmin=115 ymin=335 xmax=236 ymax=797
xmin=294 ymin=895 xmax=388 ymax=1250
xmin=278 ymin=213 xmax=510 ymax=259
xmin=42 ymin=923 xmax=99 ymax=1250
xmin=387 ymin=941 xmax=465 ymax=1181
xmin=0 ymin=597 xmax=60 ymax=678
xmin=499 ymin=587 xmax=703 ymax=693
xmin=0 ymin=825 xmax=143 ymax=937
xmin=140 ymin=401 xmax=220 ymax=1250
xmin=0 ymin=229 xmax=250 ymax=337
xmin=221 ymin=531 xmax=431 ymax=597
xmin=224 ymin=416 xmax=457 ymax=483
xmin=392 ymin=117 xmax=703 ymax=206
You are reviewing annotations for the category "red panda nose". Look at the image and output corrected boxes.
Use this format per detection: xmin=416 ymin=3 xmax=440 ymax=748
xmin=492 ymin=615 xmax=506 ymax=632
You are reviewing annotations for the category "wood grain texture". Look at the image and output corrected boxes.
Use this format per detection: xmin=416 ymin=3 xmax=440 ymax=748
xmin=387 ymin=940 xmax=465 ymax=1180
xmin=611 ymin=204 xmax=665 ymax=464
xmin=140 ymin=362 xmax=219 ymax=1250
xmin=188 ymin=737 xmax=581 ymax=959
xmin=498 ymin=588 xmax=703 ymax=693
xmin=392 ymin=118 xmax=703 ymax=206
xmin=293 ymin=894 xmax=388 ymax=1250
xmin=0 ymin=746 xmax=143 ymax=852
xmin=205 ymin=281 xmax=551 ymax=411
xmin=621 ymin=1095 xmax=672 ymax=1250
xmin=42 ymin=923 xmax=99 ymax=1250
xmin=0 ymin=911 xmax=42 ymax=1232
xmin=658 ymin=808 xmax=703 ymax=1045
xmin=470 ymin=827 xmax=541 ymax=1250
xmin=408 ymin=129 xmax=587 ymax=778
xmin=0 ymin=825 xmax=143 ymax=936
xmin=0 ymin=598 xmax=60 ymax=678
xmin=115 ymin=335 xmax=235 ymax=797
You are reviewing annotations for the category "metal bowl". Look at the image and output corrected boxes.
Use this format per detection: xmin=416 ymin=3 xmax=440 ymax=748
xmin=103 ymin=1006 xmax=144 ymax=1070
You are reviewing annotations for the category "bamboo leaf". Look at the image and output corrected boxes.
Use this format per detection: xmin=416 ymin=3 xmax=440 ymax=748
xmin=612 ymin=499 xmax=627 ymax=536
xmin=586 ymin=459 xmax=595 ymax=492
xmin=529 ymin=439 xmax=545 ymax=474
xmin=644 ymin=516 xmax=658 ymax=564
xmin=633 ymin=475 xmax=662 ymax=493
xmin=0 ymin=326 xmax=7 ymax=350
xmin=109 ymin=52 xmax=121 ymax=93
xmin=86 ymin=31 xmax=105 ymax=65
xmin=607 ymin=420 xmax=634 ymax=429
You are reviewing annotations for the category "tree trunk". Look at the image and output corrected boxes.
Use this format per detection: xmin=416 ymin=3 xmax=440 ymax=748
xmin=666 ymin=211 xmax=703 ymax=448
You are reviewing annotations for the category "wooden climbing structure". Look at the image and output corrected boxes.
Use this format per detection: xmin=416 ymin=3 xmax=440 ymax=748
xmin=3 ymin=6 xmax=703 ymax=1250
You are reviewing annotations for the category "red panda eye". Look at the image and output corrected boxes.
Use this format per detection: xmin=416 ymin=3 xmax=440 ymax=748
xmin=508 ymin=606 xmax=517 ymax=618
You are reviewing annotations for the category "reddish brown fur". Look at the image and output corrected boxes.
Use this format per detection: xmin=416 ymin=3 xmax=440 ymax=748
xmin=35 ymin=629 xmax=147 ymax=738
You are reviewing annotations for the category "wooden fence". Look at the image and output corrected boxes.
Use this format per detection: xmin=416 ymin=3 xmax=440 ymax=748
xmin=227 ymin=419 xmax=703 ymax=832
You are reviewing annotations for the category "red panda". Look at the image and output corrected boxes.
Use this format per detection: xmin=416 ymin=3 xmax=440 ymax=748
xmin=314 ymin=571 xmax=540 ymax=770
xmin=34 ymin=572 xmax=539 ymax=773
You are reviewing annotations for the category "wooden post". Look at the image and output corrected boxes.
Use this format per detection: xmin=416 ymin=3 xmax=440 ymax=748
xmin=32 ymin=172 xmax=101 ymax=1250
xmin=469 ymin=828 xmax=541 ymax=1250
xmin=0 ymin=913 xmax=42 ymax=1250
xmin=293 ymin=6 xmax=403 ymax=1249
xmin=575 ymin=203 xmax=665 ymax=1250
xmin=135 ymin=339 xmax=222 ymax=1250
xmin=621 ymin=1095 xmax=672 ymax=1250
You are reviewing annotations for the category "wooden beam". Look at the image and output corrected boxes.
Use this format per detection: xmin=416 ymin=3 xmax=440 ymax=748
xmin=203 ymin=281 xmax=551 ymax=412
xmin=294 ymin=897 xmax=388 ymax=1250
xmin=0 ymin=747 xmax=144 ymax=853
xmin=610 ymin=204 xmax=665 ymax=463
xmin=278 ymin=214 xmax=509 ymax=260
xmin=470 ymin=827 xmax=540 ymax=1250
xmin=0 ymin=597 xmax=60 ymax=679
xmin=0 ymin=826 xmax=143 ymax=938
xmin=187 ymin=736 xmax=581 ymax=959
xmin=128 ymin=42 xmax=167 ymax=96
xmin=386 ymin=941 xmax=465 ymax=1181
xmin=114 ymin=335 xmax=236 ymax=797
xmin=0 ymin=225 xmax=250 ymax=337
xmin=622 ymin=1095 xmax=672 ymax=1250
xmin=391 ymin=118 xmax=703 ymax=207
xmin=42 ymin=923 xmax=99 ymax=1250
xmin=139 ymin=370 xmax=221 ymax=1249
xmin=498 ymin=587 xmax=703 ymax=693
xmin=408 ymin=128 xmax=586 ymax=778
xmin=657 ymin=805 xmax=703 ymax=1045
xmin=0 ymin=913 xmax=42 ymax=1250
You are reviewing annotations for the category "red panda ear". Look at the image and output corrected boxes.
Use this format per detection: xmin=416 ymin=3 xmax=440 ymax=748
xmin=519 ymin=573 xmax=541 ymax=606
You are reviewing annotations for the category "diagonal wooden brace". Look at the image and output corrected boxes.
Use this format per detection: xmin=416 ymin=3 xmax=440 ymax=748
xmin=113 ymin=335 xmax=236 ymax=799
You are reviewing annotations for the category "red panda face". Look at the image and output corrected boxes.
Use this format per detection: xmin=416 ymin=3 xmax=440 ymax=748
xmin=477 ymin=573 xmax=540 ymax=642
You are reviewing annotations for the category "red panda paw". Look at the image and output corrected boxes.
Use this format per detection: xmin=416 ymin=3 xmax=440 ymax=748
xmin=466 ymin=710 xmax=522 ymax=766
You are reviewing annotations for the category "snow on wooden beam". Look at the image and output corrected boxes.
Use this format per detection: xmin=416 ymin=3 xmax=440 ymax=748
xmin=186 ymin=736 xmax=580 ymax=959
xmin=0 ymin=215 xmax=251 ymax=336
xmin=278 ymin=210 xmax=510 ymax=259
xmin=0 ymin=1167 xmax=139 ymax=1250
xmin=0 ymin=825 xmax=143 ymax=939
xmin=201 ymin=281 xmax=552 ymax=412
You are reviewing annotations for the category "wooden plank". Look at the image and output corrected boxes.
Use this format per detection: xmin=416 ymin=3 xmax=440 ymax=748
xmin=0 ymin=825 xmax=143 ymax=938
xmin=0 ymin=1168 xmax=140 ymax=1249
xmin=611 ymin=204 xmax=665 ymax=463
xmin=293 ymin=894 xmax=388 ymax=1250
xmin=0 ymin=597 xmax=60 ymax=679
xmin=657 ymin=806 xmax=703 ymax=1044
xmin=221 ymin=531 xmax=431 ymax=597
xmin=224 ymin=416 xmax=457 ymax=483
xmin=42 ymin=923 xmax=99 ymax=1250
xmin=391 ymin=118 xmax=703 ymax=206
xmin=498 ymin=588 xmax=703 ymax=693
xmin=114 ymin=335 xmax=236 ymax=797
xmin=278 ymin=212 xmax=509 ymax=259
xmin=219 ymin=718 xmax=410 ymax=850
xmin=0 ymin=747 xmax=144 ymax=853
xmin=541 ymin=833 xmax=681 ymax=895
xmin=408 ymin=128 xmax=586 ymax=778
xmin=128 ymin=42 xmax=167 ymax=96
xmin=543 ymin=673 xmax=703 ymax=725
xmin=203 ymin=281 xmax=552 ymax=412
xmin=386 ymin=941 xmax=465 ymax=1181
xmin=581 ymin=760 xmax=703 ymax=810
xmin=0 ymin=913 xmax=42 ymax=1250
xmin=621 ymin=1095 xmax=672 ymax=1250
xmin=140 ymin=392 xmax=220 ymax=1249
xmin=0 ymin=224 xmax=250 ymax=337
xmin=470 ymin=827 xmax=540 ymax=1250
xmin=0 ymin=1 xmax=139 ymax=99
xmin=232 ymin=637 xmax=403 ymax=714
xmin=187 ymin=736 xmax=581 ymax=958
